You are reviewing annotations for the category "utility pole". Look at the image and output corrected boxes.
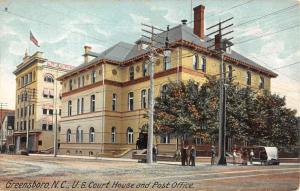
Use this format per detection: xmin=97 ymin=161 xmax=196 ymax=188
xmin=53 ymin=67 xmax=58 ymax=157
xmin=206 ymin=17 xmax=234 ymax=165
xmin=0 ymin=103 xmax=8 ymax=149
xmin=141 ymin=23 xmax=165 ymax=164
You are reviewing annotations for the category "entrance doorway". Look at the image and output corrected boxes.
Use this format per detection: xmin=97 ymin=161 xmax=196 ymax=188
xmin=137 ymin=124 xmax=148 ymax=149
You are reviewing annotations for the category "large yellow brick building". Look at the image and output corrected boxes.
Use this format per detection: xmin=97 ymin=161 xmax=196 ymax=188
xmin=13 ymin=51 xmax=74 ymax=153
xmin=57 ymin=5 xmax=277 ymax=157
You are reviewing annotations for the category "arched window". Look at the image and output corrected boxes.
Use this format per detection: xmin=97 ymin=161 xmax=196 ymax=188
xmin=76 ymin=127 xmax=83 ymax=143
xmin=66 ymin=129 xmax=71 ymax=143
xmin=112 ymin=93 xmax=117 ymax=111
xmin=89 ymin=127 xmax=95 ymax=143
xmin=193 ymin=54 xmax=199 ymax=70
xmin=77 ymin=98 xmax=80 ymax=115
xmin=128 ymin=92 xmax=134 ymax=111
xmin=68 ymin=100 xmax=72 ymax=116
xmin=142 ymin=62 xmax=148 ymax=77
xmin=129 ymin=66 xmax=134 ymax=81
xmin=90 ymin=95 xmax=95 ymax=112
xmin=141 ymin=89 xmax=147 ymax=109
xmin=111 ymin=127 xmax=116 ymax=143
xmin=44 ymin=74 xmax=54 ymax=83
xmin=127 ymin=127 xmax=133 ymax=144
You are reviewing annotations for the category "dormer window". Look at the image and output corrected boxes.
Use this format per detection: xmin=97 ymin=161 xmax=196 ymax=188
xmin=129 ymin=66 xmax=134 ymax=81
xmin=142 ymin=62 xmax=148 ymax=77
xmin=193 ymin=54 xmax=199 ymax=70
xmin=201 ymin=56 xmax=206 ymax=73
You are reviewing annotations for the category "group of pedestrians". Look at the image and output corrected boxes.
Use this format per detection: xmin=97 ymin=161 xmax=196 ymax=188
xmin=232 ymin=148 xmax=255 ymax=165
xmin=180 ymin=145 xmax=196 ymax=166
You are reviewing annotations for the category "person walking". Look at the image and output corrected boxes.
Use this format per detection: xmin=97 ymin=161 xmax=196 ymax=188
xmin=181 ymin=147 xmax=186 ymax=166
xmin=211 ymin=145 xmax=216 ymax=165
xmin=189 ymin=146 xmax=196 ymax=166
xmin=241 ymin=148 xmax=248 ymax=165
xmin=153 ymin=145 xmax=158 ymax=162
xmin=249 ymin=149 xmax=254 ymax=165
xmin=233 ymin=149 xmax=237 ymax=165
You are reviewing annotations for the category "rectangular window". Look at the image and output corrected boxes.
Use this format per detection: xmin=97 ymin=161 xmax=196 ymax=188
xmin=78 ymin=77 xmax=81 ymax=88
xmin=148 ymin=88 xmax=150 ymax=108
xmin=32 ymin=119 xmax=34 ymax=130
xmin=69 ymin=79 xmax=73 ymax=91
xmin=43 ymin=109 xmax=47 ymax=115
xmin=90 ymin=95 xmax=95 ymax=112
xmin=141 ymin=90 xmax=147 ymax=109
xmin=21 ymin=108 xmax=23 ymax=117
xmin=42 ymin=124 xmax=47 ymax=131
xmin=43 ymin=89 xmax=49 ymax=98
xmin=228 ymin=65 xmax=233 ymax=81
xmin=128 ymin=92 xmax=134 ymax=111
xmin=32 ymin=104 xmax=35 ymax=114
xmin=28 ymin=72 xmax=32 ymax=83
xmin=49 ymin=92 xmax=54 ymax=99
xmin=48 ymin=124 xmax=53 ymax=131
xmin=28 ymin=120 xmax=31 ymax=130
xmin=29 ymin=105 xmax=31 ymax=116
xmin=259 ymin=76 xmax=264 ymax=89
xmin=24 ymin=107 xmax=27 ymax=117
xmin=24 ymin=121 xmax=27 ymax=130
xmin=247 ymin=71 xmax=251 ymax=86
xmin=59 ymin=109 xmax=62 ymax=116
xmin=24 ymin=75 xmax=28 ymax=85
xmin=82 ymin=76 xmax=85 ymax=86
xmin=38 ymin=141 xmax=42 ymax=146
xmin=49 ymin=109 xmax=53 ymax=115
xmin=112 ymin=93 xmax=117 ymax=111
xmin=21 ymin=77 xmax=24 ymax=87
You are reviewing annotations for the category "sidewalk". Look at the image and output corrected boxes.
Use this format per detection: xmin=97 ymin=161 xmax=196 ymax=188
xmin=25 ymin=154 xmax=299 ymax=166
xmin=29 ymin=153 xmax=212 ymax=166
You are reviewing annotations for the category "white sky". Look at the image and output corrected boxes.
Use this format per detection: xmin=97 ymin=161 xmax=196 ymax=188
xmin=0 ymin=0 xmax=299 ymax=115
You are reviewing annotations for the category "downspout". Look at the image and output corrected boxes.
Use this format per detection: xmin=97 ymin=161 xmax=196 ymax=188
xmin=102 ymin=63 xmax=105 ymax=154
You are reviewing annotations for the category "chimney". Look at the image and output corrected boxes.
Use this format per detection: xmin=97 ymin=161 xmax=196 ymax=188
xmin=214 ymin=34 xmax=221 ymax=51
xmin=193 ymin=5 xmax=205 ymax=39
xmin=84 ymin=45 xmax=92 ymax=64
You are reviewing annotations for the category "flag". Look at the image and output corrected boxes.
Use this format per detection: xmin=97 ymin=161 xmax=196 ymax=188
xmin=30 ymin=31 xmax=40 ymax=47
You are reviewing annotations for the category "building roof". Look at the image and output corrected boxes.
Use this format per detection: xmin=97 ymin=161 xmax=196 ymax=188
xmin=0 ymin=109 xmax=14 ymax=125
xmin=59 ymin=24 xmax=277 ymax=80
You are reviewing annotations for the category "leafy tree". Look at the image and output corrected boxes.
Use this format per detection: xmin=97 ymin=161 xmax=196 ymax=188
xmin=153 ymin=78 xmax=298 ymax=149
